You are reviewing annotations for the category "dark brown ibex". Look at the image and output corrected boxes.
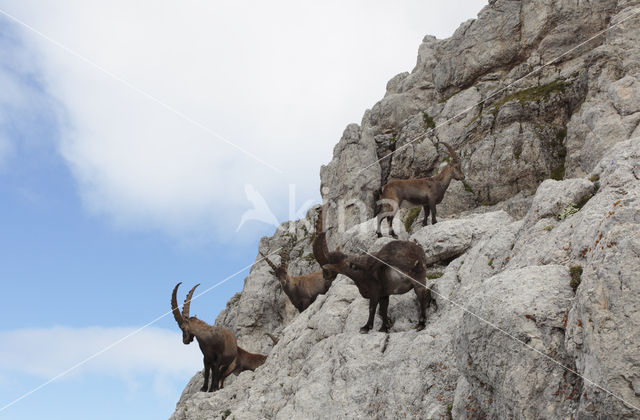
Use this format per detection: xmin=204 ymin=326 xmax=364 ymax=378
xmin=219 ymin=333 xmax=278 ymax=387
xmin=317 ymin=232 xmax=435 ymax=333
xmin=171 ymin=283 xmax=271 ymax=391
xmin=221 ymin=347 xmax=266 ymax=379
xmin=261 ymin=211 xmax=338 ymax=312
xmin=376 ymin=142 xmax=465 ymax=238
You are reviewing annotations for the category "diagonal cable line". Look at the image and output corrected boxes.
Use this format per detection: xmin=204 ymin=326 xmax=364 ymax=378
xmin=0 ymin=8 xmax=282 ymax=174
xmin=1 ymin=3 xmax=638 ymax=416
xmin=361 ymin=248 xmax=640 ymax=413
xmin=0 ymin=247 xmax=282 ymax=414
xmin=356 ymin=7 xmax=640 ymax=177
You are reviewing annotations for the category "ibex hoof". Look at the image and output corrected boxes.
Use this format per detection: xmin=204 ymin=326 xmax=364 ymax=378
xmin=200 ymin=386 xmax=208 ymax=392
xmin=359 ymin=326 xmax=371 ymax=334
xmin=391 ymin=233 xmax=398 ymax=239
xmin=379 ymin=326 xmax=389 ymax=333
xmin=376 ymin=232 xmax=382 ymax=238
xmin=415 ymin=323 xmax=426 ymax=331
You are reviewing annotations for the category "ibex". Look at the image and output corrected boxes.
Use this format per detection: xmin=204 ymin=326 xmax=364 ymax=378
xmin=375 ymin=142 xmax=465 ymax=238
xmin=171 ymin=283 xmax=271 ymax=391
xmin=261 ymin=211 xmax=338 ymax=313
xmin=316 ymin=229 xmax=435 ymax=333
xmin=220 ymin=334 xmax=278 ymax=387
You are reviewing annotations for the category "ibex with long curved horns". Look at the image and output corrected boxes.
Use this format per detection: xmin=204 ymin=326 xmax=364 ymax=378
xmin=171 ymin=283 xmax=272 ymax=391
xmin=316 ymin=227 xmax=436 ymax=333
xmin=262 ymin=210 xmax=338 ymax=312
xmin=376 ymin=141 xmax=465 ymax=238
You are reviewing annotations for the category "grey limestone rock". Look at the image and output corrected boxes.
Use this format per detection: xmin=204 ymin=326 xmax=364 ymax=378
xmin=172 ymin=2 xmax=640 ymax=418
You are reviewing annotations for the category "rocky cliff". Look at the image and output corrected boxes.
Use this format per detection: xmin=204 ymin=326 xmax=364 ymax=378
xmin=170 ymin=1 xmax=640 ymax=418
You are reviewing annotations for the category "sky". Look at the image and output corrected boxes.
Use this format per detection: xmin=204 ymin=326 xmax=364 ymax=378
xmin=0 ymin=1 xmax=485 ymax=419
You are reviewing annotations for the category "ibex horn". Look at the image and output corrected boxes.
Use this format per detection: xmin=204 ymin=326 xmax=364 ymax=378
xmin=312 ymin=206 xmax=332 ymax=267
xmin=171 ymin=282 xmax=185 ymax=328
xmin=438 ymin=141 xmax=460 ymax=162
xmin=279 ymin=245 xmax=291 ymax=268
xmin=182 ymin=283 xmax=200 ymax=320
xmin=260 ymin=252 xmax=278 ymax=271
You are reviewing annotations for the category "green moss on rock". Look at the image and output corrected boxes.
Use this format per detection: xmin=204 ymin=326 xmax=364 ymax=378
xmin=491 ymin=80 xmax=567 ymax=116
xmin=550 ymin=165 xmax=565 ymax=181
xmin=404 ymin=208 xmax=422 ymax=233
xmin=422 ymin=112 xmax=436 ymax=129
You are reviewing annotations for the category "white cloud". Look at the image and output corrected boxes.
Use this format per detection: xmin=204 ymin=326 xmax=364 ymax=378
xmin=1 ymin=0 xmax=484 ymax=239
xmin=0 ymin=326 xmax=201 ymax=381
xmin=0 ymin=25 xmax=61 ymax=170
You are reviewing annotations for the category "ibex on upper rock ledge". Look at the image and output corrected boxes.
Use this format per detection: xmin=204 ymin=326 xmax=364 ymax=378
xmin=317 ymin=228 xmax=435 ymax=333
xmin=262 ymin=211 xmax=338 ymax=312
xmin=171 ymin=283 xmax=271 ymax=391
xmin=376 ymin=142 xmax=465 ymax=238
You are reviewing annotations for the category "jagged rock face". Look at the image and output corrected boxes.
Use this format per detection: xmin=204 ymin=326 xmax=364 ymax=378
xmin=172 ymin=275 xmax=455 ymax=420
xmin=454 ymin=265 xmax=580 ymax=419
xmin=171 ymin=138 xmax=640 ymax=419
xmin=320 ymin=0 xmax=640 ymax=231
xmin=171 ymin=1 xmax=640 ymax=418
xmin=481 ymin=138 xmax=640 ymax=419
xmin=410 ymin=211 xmax=513 ymax=264
xmin=319 ymin=124 xmax=381 ymax=232
xmin=214 ymin=207 xmax=323 ymax=354
xmin=564 ymin=139 xmax=640 ymax=419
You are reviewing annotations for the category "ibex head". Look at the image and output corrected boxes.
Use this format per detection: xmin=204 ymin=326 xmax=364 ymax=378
xmin=438 ymin=141 xmax=465 ymax=181
xmin=171 ymin=282 xmax=200 ymax=345
xmin=260 ymin=248 xmax=290 ymax=283
xmin=322 ymin=256 xmax=367 ymax=283
xmin=314 ymin=210 xmax=348 ymax=276
xmin=313 ymin=207 xmax=341 ymax=281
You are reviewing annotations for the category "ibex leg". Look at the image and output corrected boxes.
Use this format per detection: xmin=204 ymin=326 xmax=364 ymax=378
xmin=375 ymin=213 xmax=384 ymax=238
xmin=200 ymin=359 xmax=210 ymax=392
xmin=210 ymin=358 xmax=221 ymax=392
xmin=429 ymin=200 xmax=437 ymax=224
xmin=378 ymin=296 xmax=393 ymax=332
xmin=387 ymin=215 xmax=397 ymax=239
xmin=361 ymin=297 xmax=379 ymax=333
xmin=414 ymin=286 xmax=428 ymax=331
xmin=422 ymin=205 xmax=430 ymax=226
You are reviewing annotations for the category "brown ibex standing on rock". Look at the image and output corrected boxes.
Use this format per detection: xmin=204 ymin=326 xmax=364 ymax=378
xmin=316 ymin=220 xmax=435 ymax=333
xmin=171 ymin=283 xmax=272 ymax=391
xmin=376 ymin=141 xmax=465 ymax=238
xmin=262 ymin=210 xmax=338 ymax=312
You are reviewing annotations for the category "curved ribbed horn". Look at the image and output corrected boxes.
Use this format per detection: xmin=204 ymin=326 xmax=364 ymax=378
xmin=171 ymin=282 xmax=185 ymax=328
xmin=265 ymin=332 xmax=279 ymax=345
xmin=182 ymin=283 xmax=200 ymax=320
xmin=312 ymin=207 xmax=331 ymax=266
xmin=260 ymin=252 xmax=278 ymax=272
xmin=279 ymin=245 xmax=290 ymax=269
xmin=313 ymin=232 xmax=331 ymax=266
xmin=438 ymin=142 xmax=460 ymax=162
xmin=315 ymin=206 xmax=324 ymax=235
